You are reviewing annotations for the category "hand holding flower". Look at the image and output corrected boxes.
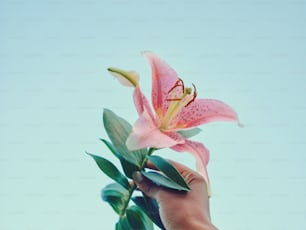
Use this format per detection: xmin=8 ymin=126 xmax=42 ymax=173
xmin=133 ymin=160 xmax=218 ymax=230
xmin=87 ymin=52 xmax=239 ymax=229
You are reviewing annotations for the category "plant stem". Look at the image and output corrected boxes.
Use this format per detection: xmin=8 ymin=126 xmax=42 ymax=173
xmin=120 ymin=182 xmax=137 ymax=217
xmin=120 ymin=147 xmax=156 ymax=216
xmin=141 ymin=147 xmax=156 ymax=168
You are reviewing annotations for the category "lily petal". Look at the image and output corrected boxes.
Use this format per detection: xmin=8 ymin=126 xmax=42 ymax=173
xmin=170 ymin=99 xmax=239 ymax=129
xmin=143 ymin=52 xmax=181 ymax=118
xmin=171 ymin=140 xmax=211 ymax=195
xmin=133 ymin=85 xmax=155 ymax=120
xmin=108 ymin=67 xmax=139 ymax=87
xmin=126 ymin=110 xmax=182 ymax=150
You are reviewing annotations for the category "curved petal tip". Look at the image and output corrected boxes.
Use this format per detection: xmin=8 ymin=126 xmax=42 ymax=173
xmin=108 ymin=67 xmax=139 ymax=87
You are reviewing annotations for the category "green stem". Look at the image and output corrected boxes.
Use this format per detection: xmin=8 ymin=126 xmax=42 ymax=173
xmin=140 ymin=147 xmax=156 ymax=168
xmin=120 ymin=182 xmax=137 ymax=217
xmin=120 ymin=147 xmax=156 ymax=217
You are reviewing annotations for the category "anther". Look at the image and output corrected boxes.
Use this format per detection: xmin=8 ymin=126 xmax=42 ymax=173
xmin=185 ymin=83 xmax=197 ymax=107
xmin=168 ymin=78 xmax=184 ymax=94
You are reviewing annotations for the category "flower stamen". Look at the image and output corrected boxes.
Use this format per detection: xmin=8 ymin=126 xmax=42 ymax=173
xmin=166 ymin=98 xmax=182 ymax=101
xmin=185 ymin=83 xmax=197 ymax=107
xmin=168 ymin=78 xmax=184 ymax=94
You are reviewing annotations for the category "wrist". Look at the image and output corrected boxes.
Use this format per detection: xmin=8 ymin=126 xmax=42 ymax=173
xmin=181 ymin=221 xmax=217 ymax=230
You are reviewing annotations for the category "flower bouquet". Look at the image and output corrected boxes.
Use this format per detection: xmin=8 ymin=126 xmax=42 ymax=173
xmin=87 ymin=52 xmax=238 ymax=229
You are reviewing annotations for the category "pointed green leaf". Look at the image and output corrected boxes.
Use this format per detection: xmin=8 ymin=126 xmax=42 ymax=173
xmin=102 ymin=183 xmax=129 ymax=215
xmin=142 ymin=171 xmax=189 ymax=191
xmin=132 ymin=196 xmax=165 ymax=230
xmin=126 ymin=205 xmax=153 ymax=230
xmin=117 ymin=216 xmax=133 ymax=230
xmin=101 ymin=138 xmax=139 ymax=178
xmin=116 ymin=222 xmax=121 ymax=230
xmin=102 ymin=183 xmax=128 ymax=198
xmin=177 ymin=127 xmax=202 ymax=138
xmin=148 ymin=155 xmax=190 ymax=190
xmin=100 ymin=138 xmax=121 ymax=158
xmin=87 ymin=152 xmax=129 ymax=190
xmin=103 ymin=109 xmax=147 ymax=167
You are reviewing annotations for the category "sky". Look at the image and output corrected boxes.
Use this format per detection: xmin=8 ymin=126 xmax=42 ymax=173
xmin=1 ymin=0 xmax=306 ymax=229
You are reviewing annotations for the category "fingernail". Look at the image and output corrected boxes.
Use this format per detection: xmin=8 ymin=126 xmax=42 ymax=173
xmin=132 ymin=171 xmax=144 ymax=184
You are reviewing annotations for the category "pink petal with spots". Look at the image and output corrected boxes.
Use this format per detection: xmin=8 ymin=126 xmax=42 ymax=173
xmin=133 ymin=85 xmax=154 ymax=119
xmin=126 ymin=110 xmax=181 ymax=150
xmin=163 ymin=131 xmax=186 ymax=145
xmin=171 ymin=140 xmax=211 ymax=195
xmin=170 ymin=99 xmax=239 ymax=129
xmin=143 ymin=52 xmax=180 ymax=118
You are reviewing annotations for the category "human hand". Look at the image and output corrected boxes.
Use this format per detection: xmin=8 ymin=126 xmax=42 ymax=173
xmin=133 ymin=160 xmax=218 ymax=230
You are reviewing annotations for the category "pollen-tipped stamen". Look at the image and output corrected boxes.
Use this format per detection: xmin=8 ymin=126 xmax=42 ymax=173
xmin=161 ymin=83 xmax=197 ymax=129
xmin=168 ymin=78 xmax=184 ymax=94
xmin=185 ymin=83 xmax=197 ymax=107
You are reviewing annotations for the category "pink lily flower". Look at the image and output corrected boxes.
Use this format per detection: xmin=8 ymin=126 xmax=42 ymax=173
xmin=108 ymin=52 xmax=239 ymax=194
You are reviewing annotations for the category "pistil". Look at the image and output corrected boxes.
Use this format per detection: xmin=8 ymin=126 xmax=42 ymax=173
xmin=161 ymin=81 xmax=197 ymax=129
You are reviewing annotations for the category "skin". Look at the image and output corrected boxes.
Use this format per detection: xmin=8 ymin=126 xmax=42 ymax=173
xmin=133 ymin=161 xmax=218 ymax=230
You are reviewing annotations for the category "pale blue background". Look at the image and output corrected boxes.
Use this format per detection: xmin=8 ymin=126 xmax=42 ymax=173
xmin=1 ymin=0 xmax=306 ymax=229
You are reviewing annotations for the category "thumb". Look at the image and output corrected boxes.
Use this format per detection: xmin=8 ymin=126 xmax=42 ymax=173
xmin=132 ymin=171 xmax=159 ymax=198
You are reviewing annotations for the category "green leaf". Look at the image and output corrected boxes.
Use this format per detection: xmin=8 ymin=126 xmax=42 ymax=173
xmin=100 ymin=138 xmax=121 ymax=158
xmin=87 ymin=152 xmax=129 ymax=190
xmin=103 ymin=109 xmax=147 ymax=167
xmin=102 ymin=183 xmax=129 ymax=215
xmin=115 ymin=222 xmax=121 ymax=230
xmin=132 ymin=196 xmax=165 ymax=230
xmin=116 ymin=216 xmax=133 ymax=230
xmin=177 ymin=127 xmax=202 ymax=138
xmin=101 ymin=138 xmax=139 ymax=178
xmin=116 ymin=222 xmax=120 ymax=230
xmin=102 ymin=183 xmax=128 ymax=198
xmin=142 ymin=171 xmax=189 ymax=191
xmin=126 ymin=205 xmax=153 ymax=230
xmin=148 ymin=155 xmax=190 ymax=190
